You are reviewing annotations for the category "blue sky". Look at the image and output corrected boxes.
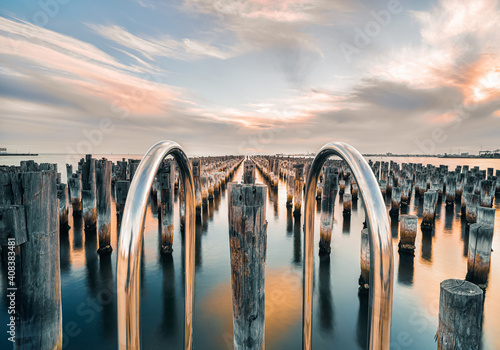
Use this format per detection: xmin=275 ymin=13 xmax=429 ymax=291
xmin=1 ymin=0 xmax=499 ymax=156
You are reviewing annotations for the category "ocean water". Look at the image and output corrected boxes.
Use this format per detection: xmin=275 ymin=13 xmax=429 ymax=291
xmin=0 ymin=154 xmax=499 ymax=349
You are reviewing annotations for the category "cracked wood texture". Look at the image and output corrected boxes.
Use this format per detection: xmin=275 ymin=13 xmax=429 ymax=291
xmin=228 ymin=182 xmax=267 ymax=350
xmin=1 ymin=166 xmax=62 ymax=349
xmin=437 ymin=279 xmax=483 ymax=350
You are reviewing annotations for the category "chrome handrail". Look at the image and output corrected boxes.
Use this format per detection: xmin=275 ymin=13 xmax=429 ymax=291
xmin=117 ymin=141 xmax=196 ymax=349
xmin=302 ymin=142 xmax=394 ymax=349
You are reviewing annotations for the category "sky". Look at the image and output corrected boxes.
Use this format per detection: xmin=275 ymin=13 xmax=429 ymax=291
xmin=0 ymin=0 xmax=499 ymax=156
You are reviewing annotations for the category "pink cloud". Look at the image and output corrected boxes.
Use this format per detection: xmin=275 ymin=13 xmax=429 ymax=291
xmin=0 ymin=18 xmax=190 ymax=117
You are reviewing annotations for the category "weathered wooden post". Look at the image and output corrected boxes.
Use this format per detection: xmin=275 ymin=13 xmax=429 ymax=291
xmin=293 ymin=163 xmax=304 ymax=217
xmin=379 ymin=180 xmax=387 ymax=196
xmin=243 ymin=161 xmax=255 ymax=184
xmin=445 ymin=174 xmax=456 ymax=207
xmin=201 ymin=174 xmax=209 ymax=207
xmin=399 ymin=215 xmax=417 ymax=254
xmin=192 ymin=158 xmax=202 ymax=215
xmin=436 ymin=279 xmax=483 ymax=350
xmin=115 ymin=180 xmax=130 ymax=225
xmin=389 ymin=187 xmax=401 ymax=217
xmin=465 ymin=193 xmax=479 ymax=224
xmin=351 ymin=182 xmax=359 ymax=200
xmin=359 ymin=228 xmax=370 ymax=292
xmin=208 ymin=174 xmax=215 ymax=200
xmin=0 ymin=167 xmax=62 ymax=349
xmin=228 ymin=182 xmax=267 ymax=350
xmin=487 ymin=167 xmax=493 ymax=179
xmin=66 ymin=164 xmax=73 ymax=178
xmin=128 ymin=159 xmax=140 ymax=180
xmin=158 ymin=160 xmax=175 ymax=254
xmin=339 ymin=179 xmax=346 ymax=195
xmin=319 ymin=167 xmax=338 ymax=255
xmin=81 ymin=155 xmax=97 ymax=230
xmin=417 ymin=173 xmax=427 ymax=197
xmin=495 ymin=170 xmax=500 ymax=193
xmin=343 ymin=193 xmax=352 ymax=217
xmin=178 ymin=178 xmax=186 ymax=228
xmin=57 ymin=183 xmax=70 ymax=231
xmin=68 ymin=173 xmax=82 ymax=215
xmin=273 ymin=158 xmax=280 ymax=188
xmin=461 ymin=184 xmax=473 ymax=214
xmin=466 ymin=223 xmax=494 ymax=287
xmin=286 ymin=174 xmax=294 ymax=208
xmin=401 ymin=179 xmax=411 ymax=207
xmin=480 ymin=180 xmax=493 ymax=207
xmin=421 ymin=190 xmax=438 ymax=229
xmin=477 ymin=207 xmax=495 ymax=226
xmin=96 ymin=159 xmax=112 ymax=253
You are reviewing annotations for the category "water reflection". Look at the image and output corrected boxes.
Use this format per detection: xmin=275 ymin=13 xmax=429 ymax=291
xmin=202 ymin=268 xmax=302 ymax=349
xmin=150 ymin=193 xmax=158 ymax=218
xmin=356 ymin=293 xmax=369 ymax=349
xmin=272 ymin=188 xmax=279 ymax=218
xmin=60 ymin=229 xmax=71 ymax=273
xmin=293 ymin=217 xmax=301 ymax=265
xmin=286 ymin=207 xmax=293 ymax=234
xmin=159 ymin=254 xmax=177 ymax=339
xmin=391 ymin=216 xmax=399 ymax=239
xmin=3 ymin=157 xmax=499 ymax=350
xmin=397 ymin=253 xmax=414 ymax=286
xmin=420 ymin=228 xmax=433 ymax=264
xmin=85 ymin=230 xmax=99 ymax=295
xmin=73 ymin=215 xmax=84 ymax=250
xmin=213 ymin=193 xmax=221 ymax=213
xmin=98 ymin=254 xmax=116 ymax=341
xmin=342 ymin=216 xmax=351 ymax=235
xmin=208 ymin=199 xmax=215 ymax=220
xmin=444 ymin=205 xmax=454 ymax=231
xmin=318 ymin=257 xmax=334 ymax=333
xmin=202 ymin=206 xmax=209 ymax=233
xmin=196 ymin=212 xmax=203 ymax=268
xmin=461 ymin=221 xmax=469 ymax=257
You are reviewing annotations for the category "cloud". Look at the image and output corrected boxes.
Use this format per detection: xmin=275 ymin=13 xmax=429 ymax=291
xmin=87 ymin=24 xmax=238 ymax=61
xmin=351 ymin=79 xmax=463 ymax=112
xmin=181 ymin=0 xmax=364 ymax=88
xmin=0 ymin=17 xmax=193 ymax=119
xmin=370 ymin=0 xmax=500 ymax=104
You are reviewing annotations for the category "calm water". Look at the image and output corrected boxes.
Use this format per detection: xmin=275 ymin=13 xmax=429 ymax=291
xmin=1 ymin=154 xmax=499 ymax=349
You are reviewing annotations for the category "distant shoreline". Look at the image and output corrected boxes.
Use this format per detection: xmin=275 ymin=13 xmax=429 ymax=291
xmin=0 ymin=153 xmax=39 ymax=156
xmin=364 ymin=154 xmax=500 ymax=159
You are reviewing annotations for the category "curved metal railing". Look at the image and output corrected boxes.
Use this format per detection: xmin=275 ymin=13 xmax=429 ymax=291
xmin=302 ymin=142 xmax=394 ymax=349
xmin=117 ymin=141 xmax=196 ymax=349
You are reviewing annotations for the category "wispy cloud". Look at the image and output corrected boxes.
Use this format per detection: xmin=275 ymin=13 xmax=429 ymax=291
xmin=88 ymin=24 xmax=239 ymax=61
xmin=0 ymin=17 xmax=192 ymax=118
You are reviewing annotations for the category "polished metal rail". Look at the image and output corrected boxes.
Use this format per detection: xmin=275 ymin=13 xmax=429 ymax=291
xmin=302 ymin=142 xmax=394 ymax=349
xmin=117 ymin=141 xmax=196 ymax=349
